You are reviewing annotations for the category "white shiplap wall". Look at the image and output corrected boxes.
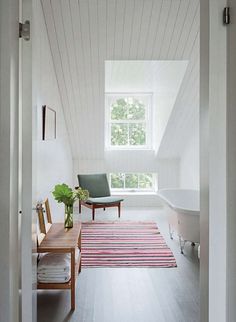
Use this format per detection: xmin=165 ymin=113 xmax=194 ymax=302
xmin=158 ymin=31 xmax=199 ymax=158
xmin=179 ymin=130 xmax=199 ymax=189
xmin=33 ymin=0 xmax=74 ymax=221
xmin=40 ymin=0 xmax=199 ymax=193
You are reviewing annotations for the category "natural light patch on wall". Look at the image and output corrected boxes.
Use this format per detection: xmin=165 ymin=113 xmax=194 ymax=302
xmin=105 ymin=60 xmax=188 ymax=154
xmin=154 ymin=61 xmax=189 ymax=153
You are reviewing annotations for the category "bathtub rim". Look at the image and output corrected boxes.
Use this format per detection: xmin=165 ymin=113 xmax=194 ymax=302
xmin=157 ymin=188 xmax=200 ymax=216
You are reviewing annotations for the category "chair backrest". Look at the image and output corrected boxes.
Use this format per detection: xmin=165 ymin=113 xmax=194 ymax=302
xmin=78 ymin=173 xmax=111 ymax=198
xmin=43 ymin=198 xmax=52 ymax=233
xmin=36 ymin=199 xmax=53 ymax=246
xmin=36 ymin=203 xmax=46 ymax=245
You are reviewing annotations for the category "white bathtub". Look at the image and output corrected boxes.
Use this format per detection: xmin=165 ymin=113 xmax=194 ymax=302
xmin=157 ymin=189 xmax=200 ymax=253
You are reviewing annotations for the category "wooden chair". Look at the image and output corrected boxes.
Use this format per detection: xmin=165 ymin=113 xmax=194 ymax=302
xmin=43 ymin=198 xmax=53 ymax=232
xmin=36 ymin=199 xmax=52 ymax=245
xmin=77 ymin=173 xmax=124 ymax=220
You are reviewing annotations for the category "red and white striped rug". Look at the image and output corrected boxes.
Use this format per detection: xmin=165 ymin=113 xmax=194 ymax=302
xmin=81 ymin=221 xmax=177 ymax=268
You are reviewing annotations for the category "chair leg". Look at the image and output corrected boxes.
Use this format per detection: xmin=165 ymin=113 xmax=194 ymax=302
xmin=92 ymin=206 xmax=95 ymax=221
xmin=79 ymin=201 xmax=81 ymax=214
xmin=118 ymin=203 xmax=121 ymax=218
xmin=103 ymin=208 xmax=105 ymax=211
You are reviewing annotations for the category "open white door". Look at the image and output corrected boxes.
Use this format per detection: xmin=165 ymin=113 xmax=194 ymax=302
xmin=19 ymin=0 xmax=36 ymax=321
xmin=0 ymin=1 xmax=20 ymax=322
xmin=203 ymin=1 xmax=236 ymax=321
xmin=225 ymin=1 xmax=236 ymax=320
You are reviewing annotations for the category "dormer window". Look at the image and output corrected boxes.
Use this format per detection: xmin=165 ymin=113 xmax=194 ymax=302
xmin=105 ymin=94 xmax=152 ymax=150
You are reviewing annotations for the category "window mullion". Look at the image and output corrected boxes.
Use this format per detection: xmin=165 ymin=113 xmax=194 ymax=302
xmin=108 ymin=93 xmax=152 ymax=149
xmin=111 ymin=120 xmax=144 ymax=124
xmin=128 ymin=124 xmax=130 ymax=146
xmin=109 ymin=122 xmax=111 ymax=145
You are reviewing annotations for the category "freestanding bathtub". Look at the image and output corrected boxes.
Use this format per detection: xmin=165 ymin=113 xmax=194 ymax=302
xmin=157 ymin=189 xmax=200 ymax=254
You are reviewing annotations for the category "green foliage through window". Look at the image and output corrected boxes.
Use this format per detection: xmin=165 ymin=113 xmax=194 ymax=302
xmin=129 ymin=123 xmax=146 ymax=145
xmin=111 ymin=97 xmax=145 ymax=121
xmin=110 ymin=173 xmax=156 ymax=191
xmin=111 ymin=124 xmax=128 ymax=145
xmin=109 ymin=96 xmax=149 ymax=147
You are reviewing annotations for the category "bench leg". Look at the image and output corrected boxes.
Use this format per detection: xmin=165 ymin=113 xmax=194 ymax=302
xmin=118 ymin=203 xmax=121 ymax=218
xmin=71 ymin=284 xmax=75 ymax=310
xmin=71 ymin=248 xmax=75 ymax=310
xmin=92 ymin=206 xmax=95 ymax=221
xmin=78 ymin=232 xmax=82 ymax=274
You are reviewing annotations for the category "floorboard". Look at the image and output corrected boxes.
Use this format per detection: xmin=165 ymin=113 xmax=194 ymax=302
xmin=37 ymin=207 xmax=200 ymax=322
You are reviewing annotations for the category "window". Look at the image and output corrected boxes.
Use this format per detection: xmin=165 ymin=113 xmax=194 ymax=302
xmin=106 ymin=94 xmax=152 ymax=149
xmin=110 ymin=173 xmax=157 ymax=192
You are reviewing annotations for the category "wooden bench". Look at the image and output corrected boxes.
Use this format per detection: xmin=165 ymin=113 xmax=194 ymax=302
xmin=37 ymin=201 xmax=81 ymax=310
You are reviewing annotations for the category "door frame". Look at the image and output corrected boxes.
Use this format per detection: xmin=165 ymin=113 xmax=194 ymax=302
xmin=200 ymin=0 xmax=230 ymax=321
xmin=1 ymin=0 xmax=234 ymax=321
xmin=20 ymin=0 xmax=35 ymax=321
xmin=0 ymin=0 xmax=20 ymax=321
xmin=200 ymin=1 xmax=210 ymax=320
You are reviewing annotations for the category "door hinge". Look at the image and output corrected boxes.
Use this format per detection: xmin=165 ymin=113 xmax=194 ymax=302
xmin=223 ymin=7 xmax=230 ymax=25
xmin=19 ymin=20 xmax=30 ymax=41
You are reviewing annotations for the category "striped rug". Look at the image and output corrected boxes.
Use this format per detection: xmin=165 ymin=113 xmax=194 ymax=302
xmin=81 ymin=221 xmax=177 ymax=268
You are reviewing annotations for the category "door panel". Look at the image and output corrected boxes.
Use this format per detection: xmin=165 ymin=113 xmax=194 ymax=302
xmin=20 ymin=0 xmax=36 ymax=321
xmin=0 ymin=0 xmax=20 ymax=321
xmin=226 ymin=1 xmax=236 ymax=320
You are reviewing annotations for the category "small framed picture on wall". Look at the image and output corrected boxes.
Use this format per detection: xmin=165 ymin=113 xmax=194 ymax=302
xmin=42 ymin=105 xmax=56 ymax=140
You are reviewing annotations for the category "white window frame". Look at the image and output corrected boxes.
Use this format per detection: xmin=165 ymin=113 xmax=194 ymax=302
xmin=105 ymin=93 xmax=153 ymax=150
xmin=109 ymin=173 xmax=158 ymax=193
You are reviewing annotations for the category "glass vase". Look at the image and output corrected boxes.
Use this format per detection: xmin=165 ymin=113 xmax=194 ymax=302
xmin=64 ymin=204 xmax=73 ymax=228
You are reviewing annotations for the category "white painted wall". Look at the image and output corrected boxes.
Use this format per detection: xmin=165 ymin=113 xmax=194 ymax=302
xmin=179 ymin=131 xmax=199 ymax=190
xmin=157 ymin=159 xmax=180 ymax=189
xmin=33 ymin=1 xmax=73 ymax=222
xmin=154 ymin=61 xmax=188 ymax=152
xmin=74 ymin=157 xmax=180 ymax=207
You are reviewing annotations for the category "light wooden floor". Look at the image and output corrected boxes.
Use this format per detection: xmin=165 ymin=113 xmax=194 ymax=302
xmin=37 ymin=207 xmax=200 ymax=322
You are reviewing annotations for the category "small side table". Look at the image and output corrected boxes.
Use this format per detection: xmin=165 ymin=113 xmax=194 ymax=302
xmin=37 ymin=222 xmax=82 ymax=310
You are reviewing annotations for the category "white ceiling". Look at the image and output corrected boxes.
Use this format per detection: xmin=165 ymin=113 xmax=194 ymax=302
xmin=105 ymin=60 xmax=188 ymax=93
xmin=40 ymin=0 xmax=200 ymax=160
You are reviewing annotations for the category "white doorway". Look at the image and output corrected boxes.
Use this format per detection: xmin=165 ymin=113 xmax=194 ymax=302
xmin=1 ymin=0 xmax=236 ymax=321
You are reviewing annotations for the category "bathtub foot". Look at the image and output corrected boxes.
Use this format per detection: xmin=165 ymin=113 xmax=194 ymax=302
xmin=179 ymin=236 xmax=186 ymax=254
xmin=168 ymin=224 xmax=174 ymax=239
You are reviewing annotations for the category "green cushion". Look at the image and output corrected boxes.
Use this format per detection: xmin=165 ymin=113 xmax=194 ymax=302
xmin=86 ymin=196 xmax=124 ymax=205
xmin=78 ymin=173 xmax=111 ymax=198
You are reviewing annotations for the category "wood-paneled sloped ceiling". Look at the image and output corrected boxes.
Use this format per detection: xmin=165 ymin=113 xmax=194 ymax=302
xmin=41 ymin=0 xmax=199 ymax=160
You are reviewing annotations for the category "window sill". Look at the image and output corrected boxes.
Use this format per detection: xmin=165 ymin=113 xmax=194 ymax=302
xmin=111 ymin=191 xmax=158 ymax=196
xmin=105 ymin=147 xmax=154 ymax=151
